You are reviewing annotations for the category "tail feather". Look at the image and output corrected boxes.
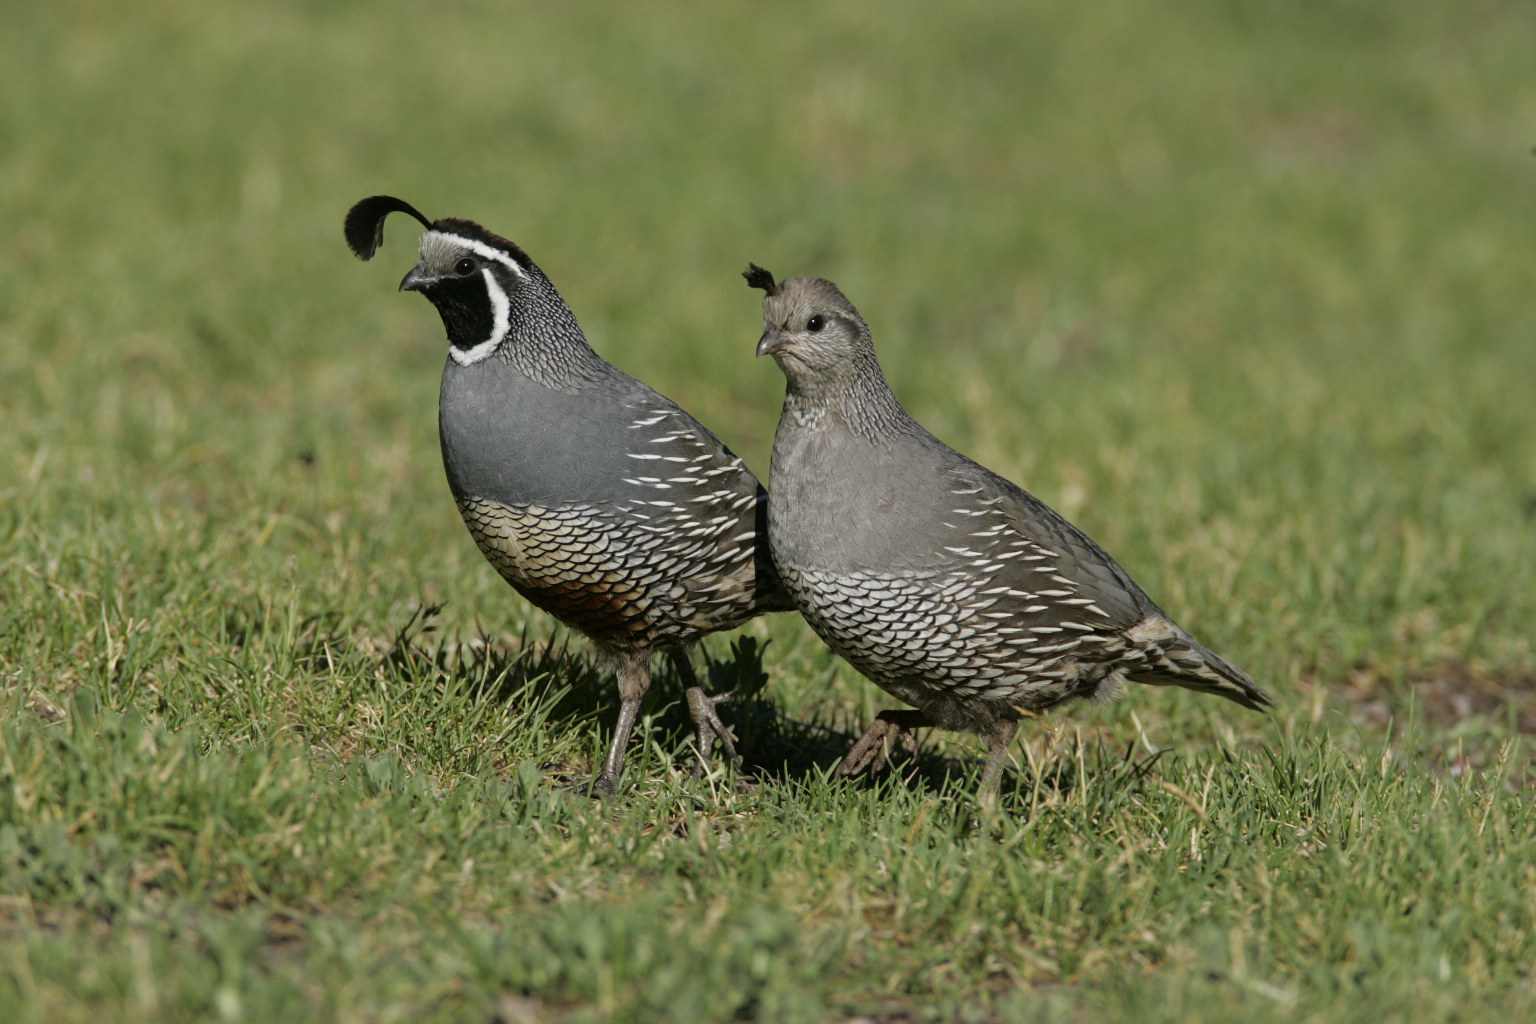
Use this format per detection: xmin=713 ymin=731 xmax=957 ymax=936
xmin=1126 ymin=622 xmax=1275 ymax=712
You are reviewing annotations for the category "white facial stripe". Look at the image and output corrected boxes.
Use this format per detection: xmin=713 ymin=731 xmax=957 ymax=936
xmin=449 ymin=268 xmax=511 ymax=366
xmin=426 ymin=231 xmax=527 ymax=277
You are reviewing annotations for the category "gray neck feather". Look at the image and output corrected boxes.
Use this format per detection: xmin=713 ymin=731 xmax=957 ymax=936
xmin=501 ymin=268 xmax=617 ymax=392
xmin=786 ymin=353 xmax=913 ymax=444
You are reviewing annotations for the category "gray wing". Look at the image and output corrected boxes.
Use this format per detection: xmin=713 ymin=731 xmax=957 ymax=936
xmin=940 ymin=458 xmax=1156 ymax=633
xmin=943 ymin=458 xmax=1272 ymax=710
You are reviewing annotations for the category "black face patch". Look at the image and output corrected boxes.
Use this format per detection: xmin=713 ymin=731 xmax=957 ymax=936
xmin=426 ymin=274 xmax=495 ymax=350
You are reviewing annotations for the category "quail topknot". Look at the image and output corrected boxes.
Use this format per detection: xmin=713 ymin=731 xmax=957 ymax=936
xmin=344 ymin=195 xmax=791 ymax=795
xmin=747 ymin=266 xmax=1273 ymax=792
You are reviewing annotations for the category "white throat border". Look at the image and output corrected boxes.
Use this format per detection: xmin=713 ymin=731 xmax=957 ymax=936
xmin=429 ymin=231 xmax=525 ymax=367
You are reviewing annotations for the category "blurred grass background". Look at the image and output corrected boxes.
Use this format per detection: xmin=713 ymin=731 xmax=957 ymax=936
xmin=2 ymin=1 xmax=1535 ymax=1021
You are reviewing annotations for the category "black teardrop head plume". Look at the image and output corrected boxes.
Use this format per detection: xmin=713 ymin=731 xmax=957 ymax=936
xmin=345 ymin=195 xmax=433 ymax=260
xmin=742 ymin=264 xmax=778 ymax=296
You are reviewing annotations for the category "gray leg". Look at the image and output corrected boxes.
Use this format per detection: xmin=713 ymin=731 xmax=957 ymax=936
xmin=593 ymin=651 xmax=651 ymax=797
xmin=977 ymin=717 xmax=1020 ymax=795
xmin=834 ymin=709 xmax=931 ymax=779
xmin=671 ymin=648 xmax=740 ymax=776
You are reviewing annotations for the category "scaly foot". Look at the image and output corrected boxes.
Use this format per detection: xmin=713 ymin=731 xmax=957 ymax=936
xmin=684 ymin=686 xmax=740 ymax=776
xmin=833 ymin=709 xmax=930 ymax=778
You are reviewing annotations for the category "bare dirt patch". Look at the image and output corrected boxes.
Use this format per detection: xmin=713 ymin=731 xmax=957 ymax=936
xmin=1338 ymin=662 xmax=1536 ymax=735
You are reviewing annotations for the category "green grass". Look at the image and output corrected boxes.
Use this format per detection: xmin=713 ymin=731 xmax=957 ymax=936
xmin=3 ymin=0 xmax=1535 ymax=1020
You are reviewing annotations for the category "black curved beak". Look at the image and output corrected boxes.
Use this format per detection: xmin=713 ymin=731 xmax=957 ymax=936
xmin=756 ymin=329 xmax=787 ymax=358
xmin=399 ymin=266 xmax=433 ymax=292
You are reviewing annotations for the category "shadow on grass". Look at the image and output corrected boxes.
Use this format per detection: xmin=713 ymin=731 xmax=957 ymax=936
xmin=370 ymin=604 xmax=1164 ymax=801
xmin=369 ymin=605 xmax=868 ymax=779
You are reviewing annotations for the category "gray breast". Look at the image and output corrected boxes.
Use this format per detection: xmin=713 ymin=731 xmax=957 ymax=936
xmin=440 ymin=355 xmax=776 ymax=647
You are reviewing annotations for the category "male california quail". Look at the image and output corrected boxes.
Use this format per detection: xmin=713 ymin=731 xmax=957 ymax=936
xmin=343 ymin=195 xmax=790 ymax=795
xmin=745 ymin=266 xmax=1273 ymax=792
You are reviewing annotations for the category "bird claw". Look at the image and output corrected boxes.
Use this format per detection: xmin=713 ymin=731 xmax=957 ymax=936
xmin=834 ymin=713 xmax=920 ymax=779
xmin=561 ymin=774 xmax=620 ymax=799
xmin=684 ymin=687 xmax=741 ymax=777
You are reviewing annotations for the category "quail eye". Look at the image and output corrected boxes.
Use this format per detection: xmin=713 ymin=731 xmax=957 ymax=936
xmin=807 ymin=315 xmax=826 ymax=332
xmin=455 ymin=258 xmax=477 ymax=275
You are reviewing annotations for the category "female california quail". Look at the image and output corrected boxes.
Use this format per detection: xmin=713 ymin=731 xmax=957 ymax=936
xmin=745 ymin=266 xmax=1273 ymax=792
xmin=343 ymin=196 xmax=791 ymax=795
